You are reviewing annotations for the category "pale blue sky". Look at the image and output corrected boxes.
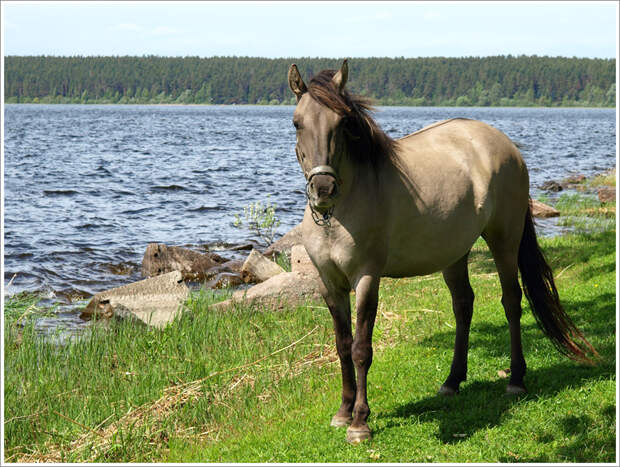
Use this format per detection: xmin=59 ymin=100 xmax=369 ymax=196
xmin=2 ymin=1 xmax=618 ymax=58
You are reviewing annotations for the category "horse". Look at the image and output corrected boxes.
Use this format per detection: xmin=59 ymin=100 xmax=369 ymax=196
xmin=287 ymin=59 xmax=598 ymax=444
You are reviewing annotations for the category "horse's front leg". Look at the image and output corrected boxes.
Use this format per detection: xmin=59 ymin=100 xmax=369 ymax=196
xmin=347 ymin=274 xmax=380 ymax=444
xmin=323 ymin=283 xmax=356 ymax=428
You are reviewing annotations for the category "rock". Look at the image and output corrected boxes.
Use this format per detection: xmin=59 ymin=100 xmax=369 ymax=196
xmin=530 ymin=199 xmax=560 ymax=218
xmin=211 ymin=271 xmax=323 ymax=311
xmin=229 ymin=242 xmax=258 ymax=251
xmin=204 ymin=272 xmax=244 ymax=289
xmin=540 ymin=180 xmax=563 ymax=192
xmin=203 ymin=260 xmax=245 ymax=280
xmin=141 ymin=243 xmax=227 ymax=281
xmin=263 ymin=223 xmax=304 ymax=258
xmin=291 ymin=244 xmax=319 ymax=277
xmin=241 ymin=249 xmax=285 ymax=283
xmin=80 ymin=271 xmax=189 ymax=329
xmin=212 ymin=244 xmax=324 ymax=311
xmin=598 ymin=187 xmax=616 ymax=203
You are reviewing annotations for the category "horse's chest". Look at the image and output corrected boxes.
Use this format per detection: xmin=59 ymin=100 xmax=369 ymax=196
xmin=303 ymin=217 xmax=382 ymax=284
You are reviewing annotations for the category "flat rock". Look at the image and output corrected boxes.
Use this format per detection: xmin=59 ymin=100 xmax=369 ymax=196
xmin=291 ymin=244 xmax=319 ymax=277
xmin=211 ymin=270 xmax=323 ymax=311
xmin=80 ymin=271 xmax=189 ymax=328
xmin=530 ymin=198 xmax=560 ymax=218
xmin=241 ymin=249 xmax=285 ymax=283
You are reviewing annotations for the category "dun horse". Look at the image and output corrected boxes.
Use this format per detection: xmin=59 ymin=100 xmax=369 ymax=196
xmin=288 ymin=60 xmax=597 ymax=444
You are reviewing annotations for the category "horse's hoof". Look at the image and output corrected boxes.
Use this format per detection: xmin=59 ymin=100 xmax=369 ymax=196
xmin=346 ymin=426 xmax=372 ymax=444
xmin=438 ymin=384 xmax=459 ymax=396
xmin=505 ymin=384 xmax=527 ymax=395
xmin=331 ymin=414 xmax=353 ymax=427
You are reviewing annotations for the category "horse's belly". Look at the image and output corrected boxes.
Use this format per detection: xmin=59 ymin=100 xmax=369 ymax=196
xmin=382 ymin=209 xmax=486 ymax=278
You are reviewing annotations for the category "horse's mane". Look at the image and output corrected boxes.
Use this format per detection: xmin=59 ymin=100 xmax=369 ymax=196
xmin=307 ymin=70 xmax=397 ymax=168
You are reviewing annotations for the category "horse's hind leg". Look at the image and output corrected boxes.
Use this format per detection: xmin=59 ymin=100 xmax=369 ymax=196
xmin=483 ymin=231 xmax=527 ymax=394
xmin=439 ymin=252 xmax=475 ymax=396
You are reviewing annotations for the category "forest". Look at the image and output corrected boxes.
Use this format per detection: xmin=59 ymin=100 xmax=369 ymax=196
xmin=4 ymin=55 xmax=616 ymax=107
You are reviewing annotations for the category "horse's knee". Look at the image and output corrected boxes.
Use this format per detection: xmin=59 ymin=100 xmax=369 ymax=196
xmin=351 ymin=342 xmax=373 ymax=368
xmin=335 ymin=334 xmax=353 ymax=358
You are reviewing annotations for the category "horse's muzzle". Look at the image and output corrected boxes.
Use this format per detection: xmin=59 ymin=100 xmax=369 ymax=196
xmin=306 ymin=165 xmax=340 ymax=212
xmin=305 ymin=165 xmax=341 ymax=225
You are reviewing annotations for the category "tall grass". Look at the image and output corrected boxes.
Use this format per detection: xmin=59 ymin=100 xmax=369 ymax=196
xmin=4 ymin=221 xmax=616 ymax=463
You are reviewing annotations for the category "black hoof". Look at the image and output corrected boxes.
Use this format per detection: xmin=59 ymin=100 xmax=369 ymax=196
xmin=438 ymin=384 xmax=459 ymax=396
xmin=505 ymin=383 xmax=527 ymax=395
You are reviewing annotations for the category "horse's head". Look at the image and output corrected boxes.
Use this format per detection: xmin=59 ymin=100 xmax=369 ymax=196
xmin=288 ymin=60 xmax=394 ymax=225
xmin=288 ymin=60 xmax=353 ymax=224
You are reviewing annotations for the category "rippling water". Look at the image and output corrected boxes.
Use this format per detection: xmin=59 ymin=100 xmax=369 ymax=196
xmin=3 ymin=105 xmax=616 ymax=310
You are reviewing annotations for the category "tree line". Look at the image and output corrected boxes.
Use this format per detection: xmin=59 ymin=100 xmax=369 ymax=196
xmin=4 ymin=55 xmax=616 ymax=107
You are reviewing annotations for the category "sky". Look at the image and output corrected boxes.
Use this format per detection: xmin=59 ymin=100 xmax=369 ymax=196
xmin=1 ymin=1 xmax=618 ymax=59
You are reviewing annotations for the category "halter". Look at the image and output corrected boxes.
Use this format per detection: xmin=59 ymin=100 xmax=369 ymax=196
xmin=305 ymin=165 xmax=340 ymax=226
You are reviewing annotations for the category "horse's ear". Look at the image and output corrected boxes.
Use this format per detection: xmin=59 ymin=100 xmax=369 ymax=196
xmin=288 ymin=64 xmax=307 ymax=101
xmin=332 ymin=59 xmax=348 ymax=93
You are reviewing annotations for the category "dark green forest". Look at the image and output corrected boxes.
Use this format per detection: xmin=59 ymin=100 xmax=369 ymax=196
xmin=4 ymin=55 xmax=616 ymax=107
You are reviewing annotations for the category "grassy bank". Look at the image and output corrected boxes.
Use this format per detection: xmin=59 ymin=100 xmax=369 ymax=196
xmin=4 ymin=209 xmax=616 ymax=462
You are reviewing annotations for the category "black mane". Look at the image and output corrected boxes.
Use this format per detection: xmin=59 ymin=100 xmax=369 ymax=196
xmin=307 ymin=70 xmax=397 ymax=168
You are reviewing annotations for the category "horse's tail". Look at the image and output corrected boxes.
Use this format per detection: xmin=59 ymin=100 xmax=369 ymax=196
xmin=517 ymin=203 xmax=599 ymax=364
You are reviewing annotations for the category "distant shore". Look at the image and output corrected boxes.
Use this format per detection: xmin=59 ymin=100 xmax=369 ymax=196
xmin=4 ymin=101 xmax=616 ymax=109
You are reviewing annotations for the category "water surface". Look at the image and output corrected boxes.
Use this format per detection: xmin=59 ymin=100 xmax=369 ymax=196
xmin=3 ymin=105 xmax=616 ymax=330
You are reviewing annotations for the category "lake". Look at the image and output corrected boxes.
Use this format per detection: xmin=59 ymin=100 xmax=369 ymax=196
xmin=3 ymin=105 xmax=616 ymax=329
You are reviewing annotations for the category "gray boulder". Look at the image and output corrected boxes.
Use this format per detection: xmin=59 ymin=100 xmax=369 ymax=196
xmin=81 ymin=271 xmax=189 ymax=328
xmin=530 ymin=199 xmax=560 ymax=218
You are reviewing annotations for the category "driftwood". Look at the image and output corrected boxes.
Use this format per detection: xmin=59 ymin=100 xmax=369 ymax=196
xmin=530 ymin=199 xmax=560 ymax=218
xmin=241 ymin=249 xmax=285 ymax=283
xmin=141 ymin=243 xmax=227 ymax=281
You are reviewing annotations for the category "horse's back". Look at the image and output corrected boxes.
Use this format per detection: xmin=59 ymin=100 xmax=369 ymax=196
xmin=381 ymin=118 xmax=529 ymax=277
xmin=396 ymin=118 xmax=528 ymax=207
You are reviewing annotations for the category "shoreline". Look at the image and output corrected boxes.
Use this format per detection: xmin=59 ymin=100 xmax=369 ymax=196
xmin=4 ymin=102 xmax=616 ymax=110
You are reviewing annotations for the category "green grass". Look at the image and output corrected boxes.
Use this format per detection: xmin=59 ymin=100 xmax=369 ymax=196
xmin=586 ymin=168 xmax=616 ymax=188
xmin=4 ymin=226 xmax=616 ymax=463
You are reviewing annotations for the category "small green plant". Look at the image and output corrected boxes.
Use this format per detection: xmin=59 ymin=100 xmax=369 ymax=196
xmin=233 ymin=198 xmax=281 ymax=246
xmin=275 ymin=252 xmax=291 ymax=272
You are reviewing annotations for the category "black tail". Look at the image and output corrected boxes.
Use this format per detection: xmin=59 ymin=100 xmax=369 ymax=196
xmin=517 ymin=204 xmax=599 ymax=364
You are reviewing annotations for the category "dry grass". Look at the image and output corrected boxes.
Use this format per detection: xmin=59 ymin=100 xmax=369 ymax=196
xmin=9 ymin=323 xmax=337 ymax=463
